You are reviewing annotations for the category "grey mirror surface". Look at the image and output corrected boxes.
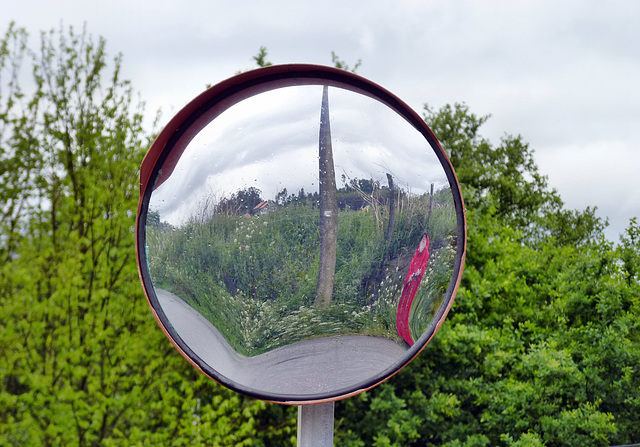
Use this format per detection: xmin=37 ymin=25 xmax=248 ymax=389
xmin=143 ymin=84 xmax=458 ymax=399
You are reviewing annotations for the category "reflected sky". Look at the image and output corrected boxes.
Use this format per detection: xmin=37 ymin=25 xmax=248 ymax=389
xmin=151 ymin=85 xmax=448 ymax=226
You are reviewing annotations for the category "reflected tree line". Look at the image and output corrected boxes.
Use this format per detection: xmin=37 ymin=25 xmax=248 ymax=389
xmin=208 ymin=178 xmax=399 ymax=216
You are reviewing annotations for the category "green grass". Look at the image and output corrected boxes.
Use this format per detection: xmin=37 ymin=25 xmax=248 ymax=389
xmin=146 ymin=188 xmax=457 ymax=356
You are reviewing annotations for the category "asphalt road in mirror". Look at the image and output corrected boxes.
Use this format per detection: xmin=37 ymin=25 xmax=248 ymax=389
xmin=156 ymin=289 xmax=407 ymax=397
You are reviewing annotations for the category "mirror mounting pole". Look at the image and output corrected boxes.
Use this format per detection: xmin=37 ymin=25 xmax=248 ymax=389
xmin=297 ymin=402 xmax=335 ymax=446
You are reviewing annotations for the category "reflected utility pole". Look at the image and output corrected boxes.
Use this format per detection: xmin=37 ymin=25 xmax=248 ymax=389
xmin=315 ymin=85 xmax=338 ymax=307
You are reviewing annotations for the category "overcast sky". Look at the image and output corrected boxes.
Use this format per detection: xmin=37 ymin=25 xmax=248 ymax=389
xmin=149 ymin=84 xmax=449 ymax=225
xmin=6 ymin=0 xmax=639 ymax=241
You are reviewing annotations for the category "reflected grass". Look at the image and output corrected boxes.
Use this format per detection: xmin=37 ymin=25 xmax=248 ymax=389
xmin=146 ymin=189 xmax=456 ymax=356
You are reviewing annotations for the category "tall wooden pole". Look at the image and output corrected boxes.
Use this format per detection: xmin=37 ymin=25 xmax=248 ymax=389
xmin=315 ymin=86 xmax=338 ymax=307
xmin=384 ymin=173 xmax=396 ymax=262
xmin=427 ymin=183 xmax=434 ymax=234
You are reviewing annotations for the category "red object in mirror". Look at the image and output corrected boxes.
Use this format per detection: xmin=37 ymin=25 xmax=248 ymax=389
xmin=396 ymin=233 xmax=430 ymax=345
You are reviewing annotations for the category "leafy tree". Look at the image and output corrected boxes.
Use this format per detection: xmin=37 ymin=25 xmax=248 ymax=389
xmin=0 ymin=23 xmax=293 ymax=446
xmin=249 ymin=48 xmax=362 ymax=73
xmin=3 ymin=27 xmax=637 ymax=446
xmin=252 ymin=46 xmax=272 ymax=68
xmin=334 ymin=104 xmax=639 ymax=446
xmin=215 ymin=186 xmax=264 ymax=216
xmin=331 ymin=51 xmax=362 ymax=73
xmin=424 ymin=103 xmax=605 ymax=246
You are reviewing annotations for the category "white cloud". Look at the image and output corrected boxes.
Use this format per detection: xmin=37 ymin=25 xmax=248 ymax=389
xmin=5 ymin=0 xmax=639 ymax=239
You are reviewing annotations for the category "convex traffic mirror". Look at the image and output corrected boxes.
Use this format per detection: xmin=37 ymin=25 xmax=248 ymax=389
xmin=136 ymin=64 xmax=466 ymax=404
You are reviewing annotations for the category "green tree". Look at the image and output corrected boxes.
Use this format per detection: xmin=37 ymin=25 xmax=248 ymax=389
xmin=0 ymin=23 xmax=294 ymax=446
xmin=215 ymin=186 xmax=263 ymax=216
xmin=334 ymin=104 xmax=638 ymax=446
xmin=331 ymin=51 xmax=362 ymax=73
xmin=424 ymin=103 xmax=605 ymax=246
xmin=252 ymin=46 xmax=272 ymax=68
xmin=0 ymin=23 xmax=35 ymax=265
xmin=4 ymin=28 xmax=636 ymax=446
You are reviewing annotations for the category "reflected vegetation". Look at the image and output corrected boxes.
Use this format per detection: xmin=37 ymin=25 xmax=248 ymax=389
xmin=144 ymin=84 xmax=457 ymax=359
xmin=147 ymin=182 xmax=456 ymax=356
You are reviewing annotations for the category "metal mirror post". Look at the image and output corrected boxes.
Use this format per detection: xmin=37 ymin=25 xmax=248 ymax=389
xmin=135 ymin=65 xmax=466 ymax=444
xmin=298 ymin=402 xmax=334 ymax=447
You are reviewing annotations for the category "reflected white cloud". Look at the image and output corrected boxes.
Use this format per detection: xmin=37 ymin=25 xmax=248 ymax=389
xmin=151 ymin=85 xmax=448 ymax=226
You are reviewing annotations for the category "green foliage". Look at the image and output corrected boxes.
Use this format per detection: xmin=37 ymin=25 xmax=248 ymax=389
xmin=424 ymin=103 xmax=606 ymax=246
xmin=0 ymin=24 xmax=295 ymax=446
xmin=331 ymin=51 xmax=362 ymax=73
xmin=146 ymin=186 xmax=457 ymax=355
xmin=334 ymin=104 xmax=637 ymax=446
xmin=249 ymin=47 xmax=362 ymax=73
xmin=252 ymin=46 xmax=272 ymax=68
xmin=337 ymin=217 xmax=638 ymax=445
xmin=214 ymin=186 xmax=264 ymax=216
xmin=2 ymin=27 xmax=638 ymax=446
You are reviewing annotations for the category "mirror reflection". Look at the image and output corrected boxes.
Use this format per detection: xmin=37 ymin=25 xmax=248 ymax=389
xmin=143 ymin=84 xmax=458 ymax=396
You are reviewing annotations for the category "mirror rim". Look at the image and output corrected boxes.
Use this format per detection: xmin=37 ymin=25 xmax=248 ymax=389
xmin=135 ymin=64 xmax=467 ymax=404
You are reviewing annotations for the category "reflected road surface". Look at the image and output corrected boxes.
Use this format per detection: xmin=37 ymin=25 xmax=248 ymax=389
xmin=156 ymin=289 xmax=407 ymax=397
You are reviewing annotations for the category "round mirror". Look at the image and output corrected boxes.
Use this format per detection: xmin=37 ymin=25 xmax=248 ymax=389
xmin=136 ymin=65 xmax=466 ymax=404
